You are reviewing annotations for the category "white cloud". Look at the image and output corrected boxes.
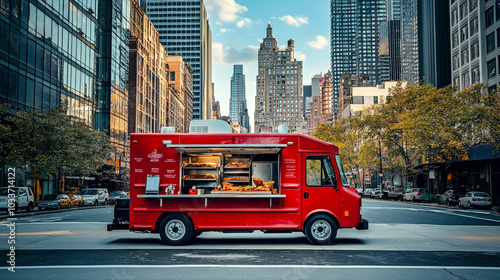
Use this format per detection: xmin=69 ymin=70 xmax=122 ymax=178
xmin=307 ymin=35 xmax=328 ymax=49
xmin=278 ymin=15 xmax=309 ymax=27
xmin=236 ymin=18 xmax=252 ymax=28
xmin=218 ymin=28 xmax=231 ymax=35
xmin=212 ymin=42 xmax=259 ymax=65
xmin=205 ymin=0 xmax=248 ymax=23
xmin=295 ymin=51 xmax=306 ymax=61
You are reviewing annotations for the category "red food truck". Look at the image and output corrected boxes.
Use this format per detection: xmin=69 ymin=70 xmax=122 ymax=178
xmin=108 ymin=131 xmax=368 ymax=245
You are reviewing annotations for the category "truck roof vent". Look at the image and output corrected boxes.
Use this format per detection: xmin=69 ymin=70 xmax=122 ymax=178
xmin=189 ymin=120 xmax=233 ymax=133
xmin=160 ymin=127 xmax=176 ymax=133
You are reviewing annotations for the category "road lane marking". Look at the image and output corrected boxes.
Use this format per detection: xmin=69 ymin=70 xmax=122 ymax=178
xmin=1 ymin=222 xmax=109 ymax=225
xmin=428 ymin=210 xmax=500 ymax=223
xmin=0 ymin=230 xmax=75 ymax=236
xmin=11 ymin=264 xmax=500 ymax=270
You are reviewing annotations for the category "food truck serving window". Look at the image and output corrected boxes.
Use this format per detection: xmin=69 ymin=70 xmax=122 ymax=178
xmin=306 ymin=156 xmax=336 ymax=186
xmin=335 ymin=154 xmax=350 ymax=187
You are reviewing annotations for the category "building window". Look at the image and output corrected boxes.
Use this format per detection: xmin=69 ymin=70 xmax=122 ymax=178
xmin=471 ymin=41 xmax=479 ymax=60
xmin=470 ymin=17 xmax=478 ymax=35
xmin=453 ymin=77 xmax=459 ymax=86
xmin=170 ymin=72 xmax=175 ymax=81
xmin=451 ymin=9 xmax=458 ymax=26
xmin=471 ymin=67 xmax=480 ymax=84
xmin=453 ymin=32 xmax=459 ymax=48
xmin=486 ymin=7 xmax=494 ymax=27
xmin=460 ymin=2 xmax=468 ymax=19
xmin=453 ymin=54 xmax=459 ymax=70
xmin=487 ymin=33 xmax=496 ymax=53
xmin=469 ymin=0 xmax=478 ymax=12
xmin=462 ymin=72 xmax=470 ymax=88
xmin=461 ymin=24 xmax=468 ymax=41
xmin=497 ymin=2 xmax=500 ymax=21
xmin=487 ymin=59 xmax=496 ymax=79
xmin=461 ymin=48 xmax=469 ymax=66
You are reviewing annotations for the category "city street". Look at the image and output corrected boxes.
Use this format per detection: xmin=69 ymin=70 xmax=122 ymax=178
xmin=0 ymin=199 xmax=499 ymax=279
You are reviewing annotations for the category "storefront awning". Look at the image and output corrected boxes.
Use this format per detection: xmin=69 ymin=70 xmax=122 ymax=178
xmin=163 ymin=141 xmax=288 ymax=154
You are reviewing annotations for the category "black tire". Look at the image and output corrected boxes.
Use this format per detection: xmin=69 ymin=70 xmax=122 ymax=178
xmin=79 ymin=201 xmax=83 ymax=207
xmin=57 ymin=203 xmax=61 ymax=210
xmin=467 ymin=202 xmax=471 ymax=208
xmin=104 ymin=199 xmax=108 ymax=205
xmin=94 ymin=200 xmax=98 ymax=206
xmin=68 ymin=202 xmax=71 ymax=209
xmin=27 ymin=202 xmax=34 ymax=212
xmin=159 ymin=214 xmax=194 ymax=245
xmin=304 ymin=214 xmax=337 ymax=245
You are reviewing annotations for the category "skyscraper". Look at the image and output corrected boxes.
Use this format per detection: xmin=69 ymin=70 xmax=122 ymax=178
xmin=230 ymin=65 xmax=249 ymax=132
xmin=146 ymin=0 xmax=212 ymax=120
xmin=330 ymin=0 xmax=386 ymax=119
xmin=401 ymin=0 xmax=450 ymax=87
xmin=254 ymin=23 xmax=303 ymax=133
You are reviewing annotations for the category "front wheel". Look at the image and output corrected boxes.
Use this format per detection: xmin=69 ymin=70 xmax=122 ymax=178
xmin=159 ymin=214 xmax=194 ymax=245
xmin=104 ymin=199 xmax=108 ymax=205
xmin=27 ymin=202 xmax=34 ymax=212
xmin=68 ymin=203 xmax=71 ymax=209
xmin=467 ymin=202 xmax=471 ymax=208
xmin=304 ymin=214 xmax=337 ymax=245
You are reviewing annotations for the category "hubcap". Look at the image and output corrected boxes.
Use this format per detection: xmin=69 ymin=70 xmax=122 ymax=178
xmin=165 ymin=219 xmax=186 ymax=241
xmin=311 ymin=220 xmax=331 ymax=240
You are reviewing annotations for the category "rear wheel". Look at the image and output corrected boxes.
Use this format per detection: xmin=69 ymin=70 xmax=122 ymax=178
xmin=467 ymin=201 xmax=471 ymax=208
xmin=68 ymin=202 xmax=71 ymax=209
xmin=159 ymin=214 xmax=194 ymax=245
xmin=27 ymin=202 xmax=34 ymax=212
xmin=304 ymin=214 xmax=337 ymax=245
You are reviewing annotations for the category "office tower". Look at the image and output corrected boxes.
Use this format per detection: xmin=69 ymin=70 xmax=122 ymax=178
xmin=146 ymin=0 xmax=212 ymax=120
xmin=254 ymin=23 xmax=303 ymax=133
xmin=129 ymin=1 xmax=169 ymax=134
xmin=401 ymin=0 xmax=450 ymax=87
xmin=0 ymin=0 xmax=129 ymax=193
xmin=330 ymin=0 xmax=386 ymax=119
xmin=230 ymin=65 xmax=250 ymax=132
xmin=450 ymin=0 xmax=500 ymax=91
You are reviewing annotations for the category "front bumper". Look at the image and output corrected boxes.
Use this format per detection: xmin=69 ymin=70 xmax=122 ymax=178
xmin=356 ymin=219 xmax=369 ymax=230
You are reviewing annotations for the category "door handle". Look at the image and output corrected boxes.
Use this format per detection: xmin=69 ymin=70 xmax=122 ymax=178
xmin=304 ymin=192 xmax=309 ymax=199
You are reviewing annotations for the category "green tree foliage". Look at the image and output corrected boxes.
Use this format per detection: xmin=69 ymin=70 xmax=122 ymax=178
xmin=0 ymin=103 xmax=111 ymax=182
xmin=312 ymin=82 xmax=500 ymax=184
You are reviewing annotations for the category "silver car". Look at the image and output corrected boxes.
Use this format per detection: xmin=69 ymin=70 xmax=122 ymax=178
xmin=458 ymin=192 xmax=493 ymax=209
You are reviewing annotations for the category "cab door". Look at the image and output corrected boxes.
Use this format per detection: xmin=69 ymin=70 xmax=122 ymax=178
xmin=301 ymin=154 xmax=341 ymax=222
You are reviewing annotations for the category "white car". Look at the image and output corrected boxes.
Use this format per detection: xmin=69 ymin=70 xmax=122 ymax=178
xmin=402 ymin=188 xmax=428 ymax=202
xmin=81 ymin=188 xmax=109 ymax=206
xmin=458 ymin=192 xmax=493 ymax=209
xmin=370 ymin=189 xmax=383 ymax=198
xmin=0 ymin=187 xmax=35 ymax=213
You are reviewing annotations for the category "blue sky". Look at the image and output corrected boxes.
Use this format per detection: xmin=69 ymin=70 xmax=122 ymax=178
xmin=205 ymin=0 xmax=331 ymax=128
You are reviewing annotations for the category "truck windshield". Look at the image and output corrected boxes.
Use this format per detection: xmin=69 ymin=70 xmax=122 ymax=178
xmin=334 ymin=154 xmax=350 ymax=186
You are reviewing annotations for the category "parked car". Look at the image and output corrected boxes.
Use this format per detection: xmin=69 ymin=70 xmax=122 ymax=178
xmin=38 ymin=194 xmax=72 ymax=210
xmin=458 ymin=192 xmax=493 ymax=209
xmin=387 ymin=186 xmax=403 ymax=200
xmin=438 ymin=189 xmax=464 ymax=206
xmin=363 ymin=188 xmax=374 ymax=197
xmin=0 ymin=186 xmax=35 ymax=213
xmin=81 ymin=188 xmax=109 ymax=206
xmin=69 ymin=194 xmax=84 ymax=207
xmin=355 ymin=188 xmax=363 ymax=196
xmin=402 ymin=188 xmax=429 ymax=202
xmin=109 ymin=191 xmax=128 ymax=203
xmin=370 ymin=188 xmax=383 ymax=198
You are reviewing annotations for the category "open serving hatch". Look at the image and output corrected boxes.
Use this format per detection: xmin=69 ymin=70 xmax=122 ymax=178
xmin=163 ymin=141 xmax=288 ymax=154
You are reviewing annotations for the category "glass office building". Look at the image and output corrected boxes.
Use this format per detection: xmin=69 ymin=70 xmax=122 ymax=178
xmin=146 ymin=0 xmax=212 ymax=120
xmin=229 ymin=64 xmax=249 ymax=132
xmin=0 ymin=0 xmax=129 ymax=194
xmin=330 ymin=0 xmax=386 ymax=119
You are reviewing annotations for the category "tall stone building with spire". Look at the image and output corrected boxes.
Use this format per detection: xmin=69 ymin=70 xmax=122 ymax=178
xmin=254 ymin=23 xmax=303 ymax=133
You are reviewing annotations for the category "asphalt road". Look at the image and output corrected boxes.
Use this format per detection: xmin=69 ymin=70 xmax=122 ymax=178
xmin=1 ymin=199 xmax=499 ymax=279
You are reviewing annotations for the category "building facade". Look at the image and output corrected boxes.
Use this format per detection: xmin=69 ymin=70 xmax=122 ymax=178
xmin=146 ymin=0 xmax=212 ymax=120
xmin=166 ymin=55 xmax=193 ymax=133
xmin=330 ymin=0 xmax=386 ymax=119
xmin=254 ymin=23 xmax=303 ymax=133
xmin=401 ymin=0 xmax=451 ymax=87
xmin=229 ymin=64 xmax=249 ymax=132
xmin=337 ymin=73 xmax=371 ymax=119
xmin=0 ymin=0 xmax=130 ymax=195
xmin=129 ymin=1 xmax=169 ymax=134
xmin=450 ymin=0 xmax=500 ymax=91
